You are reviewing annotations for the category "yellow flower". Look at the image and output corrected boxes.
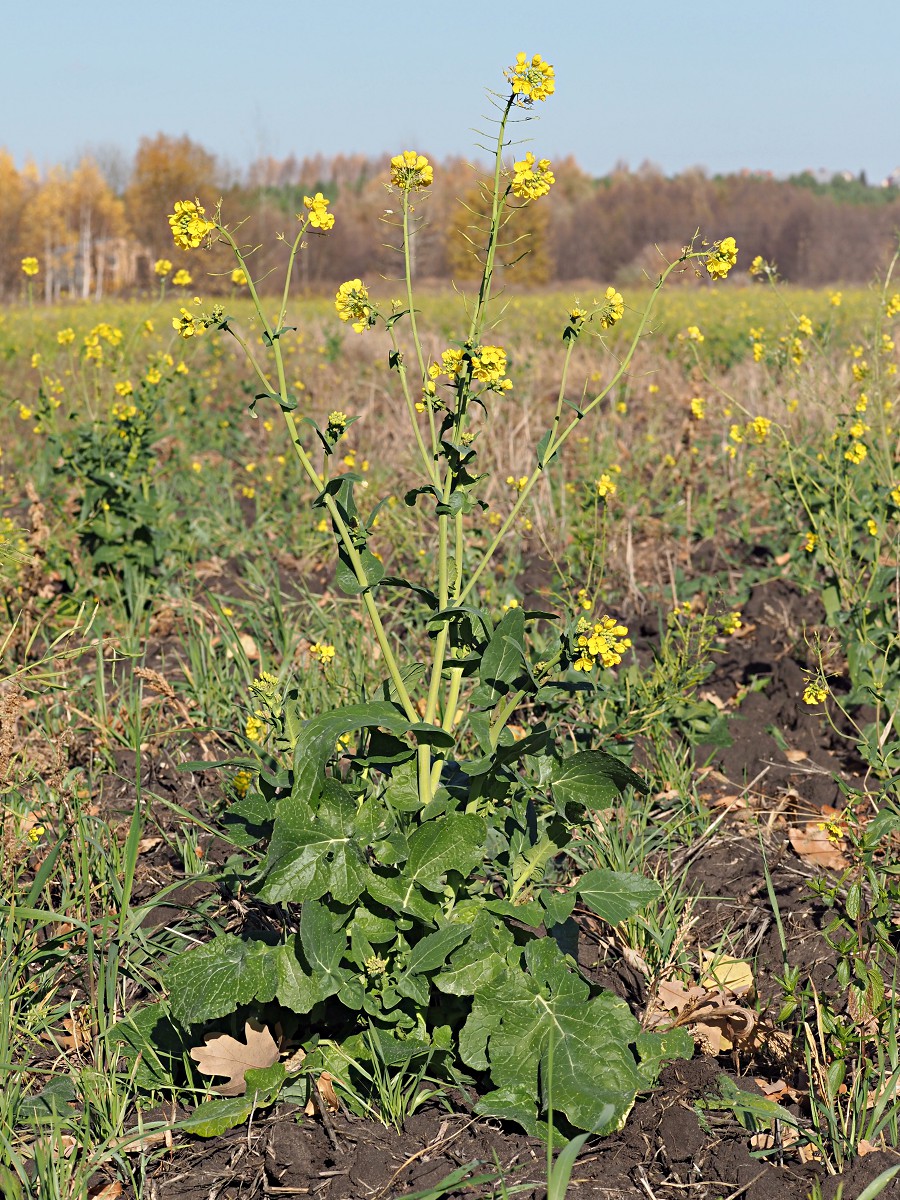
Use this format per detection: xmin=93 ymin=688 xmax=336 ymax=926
xmin=168 ymin=199 xmax=215 ymax=250
xmin=595 ymin=473 xmax=617 ymax=498
xmin=309 ymin=642 xmax=336 ymax=667
xmin=171 ymin=268 xmax=192 ymax=287
xmin=705 ymin=236 xmax=738 ymax=280
xmin=506 ymin=475 xmax=528 ymax=493
xmin=803 ymin=531 xmax=818 ymax=553
xmin=18 ymin=405 xmax=33 ymax=420
xmin=441 ymin=348 xmax=464 ymax=377
xmin=506 ymin=52 xmax=555 ymax=103
xmin=891 ymin=486 xmax=900 ymax=507
xmin=21 ymin=257 xmax=39 ymax=276
xmin=744 ymin=416 xmax=772 ymax=443
xmin=154 ymin=258 xmax=172 ymax=277
xmin=30 ymin=353 xmax=41 ymax=369
xmin=302 ymin=192 xmax=335 ymax=230
xmin=145 ymin=366 xmax=162 ymax=385
xmin=685 ymin=324 xmax=704 ymax=342
xmin=749 ymin=255 xmax=765 ymax=277
xmin=245 ymin=710 xmax=267 ymax=742
xmin=752 ymin=342 xmax=765 ymax=362
xmin=844 ymin=440 xmax=867 ymax=464
xmin=173 ymin=307 xmax=202 ymax=338
xmin=56 ymin=327 xmax=75 ymax=345
xmin=690 ymin=397 xmax=705 ymax=420
xmin=573 ymin=614 xmax=632 ymax=670
xmin=471 ymin=345 xmax=511 ymax=388
xmin=335 ymin=279 xmax=372 ymax=333
xmin=231 ymin=267 xmax=248 ymax=285
xmin=598 ymin=286 xmax=624 ymax=329
xmin=867 ymin=518 xmax=878 ymax=537
xmin=796 ymin=314 xmax=813 ymax=337
xmin=114 ymin=380 xmax=133 ymax=397
xmin=852 ymin=360 xmax=869 ymax=382
xmin=720 ymin=611 xmax=742 ymax=635
xmin=886 ymin=293 xmax=900 ymax=319
xmin=830 ymin=291 xmax=842 ymax=306
xmin=510 ymin=152 xmax=555 ymax=200
xmin=111 ymin=401 xmax=137 ymax=421
xmin=389 ymin=153 xmax=433 ymax=192
xmin=803 ymin=680 xmax=829 ymax=705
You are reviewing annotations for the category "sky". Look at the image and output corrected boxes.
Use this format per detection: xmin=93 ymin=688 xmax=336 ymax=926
xmin=4 ymin=0 xmax=899 ymax=184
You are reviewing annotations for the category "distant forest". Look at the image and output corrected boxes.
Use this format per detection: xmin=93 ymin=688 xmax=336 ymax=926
xmin=2 ymin=134 xmax=899 ymax=300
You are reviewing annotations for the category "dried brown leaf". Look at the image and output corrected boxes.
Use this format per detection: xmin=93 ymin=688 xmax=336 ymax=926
xmin=189 ymin=1019 xmax=279 ymax=1096
xmin=788 ymin=821 xmax=849 ymax=870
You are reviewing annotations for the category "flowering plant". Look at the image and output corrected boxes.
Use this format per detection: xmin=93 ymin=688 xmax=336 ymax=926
xmin=151 ymin=54 xmax=737 ymax=1139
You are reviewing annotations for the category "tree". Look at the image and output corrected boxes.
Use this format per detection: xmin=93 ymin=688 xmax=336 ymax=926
xmin=125 ymin=134 xmax=219 ymax=253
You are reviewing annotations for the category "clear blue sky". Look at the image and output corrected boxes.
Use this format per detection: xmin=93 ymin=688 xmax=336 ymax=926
xmin=5 ymin=0 xmax=899 ymax=183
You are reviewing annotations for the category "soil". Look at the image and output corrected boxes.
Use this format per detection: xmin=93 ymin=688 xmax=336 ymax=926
xmin=88 ymin=572 xmax=900 ymax=1198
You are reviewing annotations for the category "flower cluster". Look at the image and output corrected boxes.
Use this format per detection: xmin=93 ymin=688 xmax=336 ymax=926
xmin=154 ymin=258 xmax=172 ymax=277
xmin=172 ymin=268 xmax=192 ymax=287
xmin=21 ymin=257 xmax=39 ymax=277
xmin=389 ymin=152 xmax=433 ymax=192
xmin=173 ymin=303 xmax=224 ymax=339
xmin=249 ymin=670 xmax=282 ymax=717
xmin=471 ymin=345 xmax=512 ymax=390
xmin=802 ymin=679 xmax=829 ymax=705
xmin=510 ymin=153 xmax=555 ymax=200
xmin=335 ymin=279 xmax=373 ymax=333
xmin=231 ymin=267 xmax=248 ymax=285
xmin=326 ymin=410 xmax=349 ymax=442
xmin=506 ymin=52 xmax=555 ymax=103
xmin=595 ymin=472 xmax=617 ymax=499
xmin=690 ymin=397 xmax=705 ymax=421
xmin=597 ymin=286 xmax=624 ymax=329
xmin=572 ymin=615 xmax=632 ymax=672
xmin=168 ymin=199 xmax=215 ymax=250
xmin=705 ymin=236 xmax=739 ymax=280
xmin=303 ymin=192 xmax=335 ymax=230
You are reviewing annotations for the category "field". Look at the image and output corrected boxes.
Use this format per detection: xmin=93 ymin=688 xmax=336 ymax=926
xmin=4 ymin=184 xmax=900 ymax=1200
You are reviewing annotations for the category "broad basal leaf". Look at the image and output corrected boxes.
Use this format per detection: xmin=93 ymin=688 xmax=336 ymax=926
xmin=461 ymin=938 xmax=643 ymax=1135
xmin=164 ymin=934 xmax=278 ymax=1027
xmin=181 ymin=1063 xmax=286 ymax=1138
xmin=405 ymin=813 xmax=487 ymax=891
xmin=576 ymin=869 xmax=661 ymax=926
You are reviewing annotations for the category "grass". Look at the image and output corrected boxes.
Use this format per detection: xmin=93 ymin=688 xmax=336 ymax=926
xmin=2 ymin=260 xmax=900 ymax=1195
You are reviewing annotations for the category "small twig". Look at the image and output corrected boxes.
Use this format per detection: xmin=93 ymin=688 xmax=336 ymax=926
xmin=311 ymin=1077 xmax=339 ymax=1153
xmin=370 ymin=1117 xmax=478 ymax=1200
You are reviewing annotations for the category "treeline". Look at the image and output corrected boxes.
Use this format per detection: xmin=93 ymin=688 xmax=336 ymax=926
xmin=2 ymin=133 xmax=899 ymax=300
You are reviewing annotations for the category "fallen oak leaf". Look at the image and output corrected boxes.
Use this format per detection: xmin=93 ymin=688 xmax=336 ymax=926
xmin=189 ymin=1020 xmax=279 ymax=1097
xmin=700 ymin=949 xmax=754 ymax=995
xmin=788 ymin=820 xmax=849 ymax=870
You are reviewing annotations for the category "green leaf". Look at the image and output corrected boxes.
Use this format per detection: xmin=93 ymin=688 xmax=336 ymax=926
xmin=634 ymin=1027 xmax=694 ymax=1084
xmin=405 ymin=813 xmax=486 ymax=891
xmin=536 ymin=430 xmax=558 ymax=468
xmin=551 ymin=749 xmax=647 ymax=811
xmin=261 ymin=780 xmax=371 ymax=904
xmin=479 ymin=607 xmax=526 ymax=693
xmin=336 ymin=546 xmax=385 ymax=595
xmin=17 ymin=1076 xmax=77 ymax=1119
xmin=383 ymin=759 xmax=421 ymax=812
xmin=276 ymin=902 xmax=349 ymax=1013
xmin=577 ymin=869 xmax=661 ymax=926
xmin=462 ymin=938 xmax=642 ymax=1135
xmin=403 ymin=924 xmax=471 ymax=976
xmin=164 ymin=935 xmax=278 ymax=1027
xmin=181 ymin=1063 xmax=286 ymax=1137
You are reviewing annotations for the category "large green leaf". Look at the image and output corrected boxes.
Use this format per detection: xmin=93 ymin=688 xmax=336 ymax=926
xmin=275 ymin=902 xmax=349 ymax=1013
xmin=181 ymin=1063 xmax=285 ymax=1137
xmin=260 ymin=780 xmax=371 ymax=904
xmin=576 ymin=869 xmax=661 ymax=926
xmin=164 ymin=935 xmax=278 ymax=1026
xmin=461 ymin=938 xmax=643 ymax=1135
xmin=405 ymin=813 xmax=486 ymax=891
xmin=550 ymin=749 xmax=647 ymax=811
xmin=469 ymin=607 xmax=526 ymax=706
